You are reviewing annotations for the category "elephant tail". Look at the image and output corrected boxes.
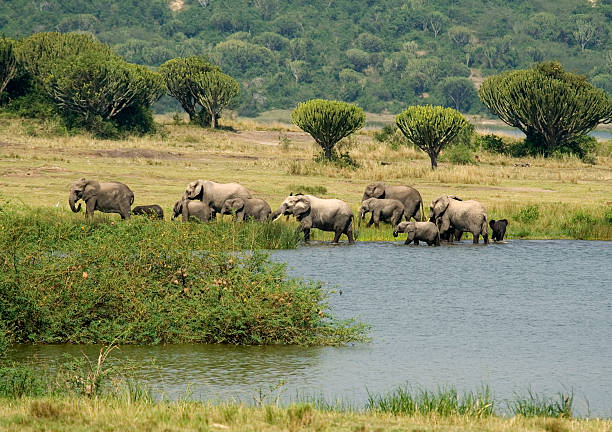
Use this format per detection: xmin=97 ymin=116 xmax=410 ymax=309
xmin=419 ymin=199 xmax=425 ymax=221
xmin=351 ymin=214 xmax=359 ymax=241
xmin=130 ymin=193 xmax=135 ymax=206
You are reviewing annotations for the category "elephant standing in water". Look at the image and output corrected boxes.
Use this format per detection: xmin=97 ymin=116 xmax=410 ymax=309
xmin=362 ymin=182 xmax=424 ymax=221
xmin=271 ymin=194 xmax=355 ymax=244
xmin=490 ymin=219 xmax=508 ymax=242
xmin=183 ymin=180 xmax=251 ymax=220
xmin=393 ymin=221 xmax=440 ymax=246
xmin=69 ymin=178 xmax=134 ymax=219
xmin=220 ymin=197 xmax=271 ymax=222
xmin=358 ymin=198 xmax=405 ymax=228
xmin=429 ymin=195 xmax=489 ymax=244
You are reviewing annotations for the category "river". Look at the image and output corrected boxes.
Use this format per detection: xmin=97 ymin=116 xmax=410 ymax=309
xmin=9 ymin=240 xmax=612 ymax=416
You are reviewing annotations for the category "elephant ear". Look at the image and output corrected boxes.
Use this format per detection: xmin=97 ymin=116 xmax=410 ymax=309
xmin=293 ymin=198 xmax=311 ymax=217
xmin=433 ymin=196 xmax=450 ymax=218
xmin=173 ymin=201 xmax=182 ymax=218
xmin=185 ymin=180 xmax=204 ymax=199
xmin=489 ymin=220 xmax=496 ymax=228
xmin=372 ymin=183 xmax=385 ymax=198
xmin=233 ymin=198 xmax=245 ymax=211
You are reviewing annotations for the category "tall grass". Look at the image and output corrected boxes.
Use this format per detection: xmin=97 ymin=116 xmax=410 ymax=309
xmin=0 ymin=206 xmax=366 ymax=346
xmin=366 ymin=385 xmax=495 ymax=418
xmin=508 ymin=390 xmax=574 ymax=418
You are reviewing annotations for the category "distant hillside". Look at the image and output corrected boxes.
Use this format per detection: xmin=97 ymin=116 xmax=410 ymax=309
xmin=1 ymin=0 xmax=610 ymax=116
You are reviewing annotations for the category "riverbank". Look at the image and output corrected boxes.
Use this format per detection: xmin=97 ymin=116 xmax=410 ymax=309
xmin=0 ymin=115 xmax=610 ymax=241
xmin=0 ymin=397 xmax=610 ymax=431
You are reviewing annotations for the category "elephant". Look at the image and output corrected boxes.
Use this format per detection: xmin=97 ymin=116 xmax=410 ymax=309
xmin=429 ymin=195 xmax=489 ymax=244
xmin=172 ymin=199 xmax=212 ymax=222
xmin=489 ymin=219 xmax=508 ymax=242
xmin=271 ymin=194 xmax=355 ymax=244
xmin=439 ymin=228 xmax=464 ymax=242
xmin=183 ymin=180 xmax=251 ymax=220
xmin=393 ymin=221 xmax=440 ymax=246
xmin=358 ymin=198 xmax=405 ymax=228
xmin=132 ymin=204 xmax=164 ymax=219
xmin=362 ymin=182 xmax=424 ymax=221
xmin=220 ymin=197 xmax=271 ymax=222
xmin=69 ymin=178 xmax=133 ymax=219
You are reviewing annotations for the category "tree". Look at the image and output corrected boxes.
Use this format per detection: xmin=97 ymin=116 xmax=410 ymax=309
xmin=479 ymin=61 xmax=612 ymax=155
xmin=438 ymin=77 xmax=476 ymax=112
xmin=44 ymin=53 xmax=165 ymax=121
xmin=159 ymin=56 xmax=220 ymax=126
xmin=573 ymin=18 xmax=600 ymax=51
xmin=396 ymin=105 xmax=469 ymax=169
xmin=191 ymin=71 xmax=240 ymax=129
xmin=291 ymin=99 xmax=365 ymax=160
xmin=0 ymin=37 xmax=17 ymax=97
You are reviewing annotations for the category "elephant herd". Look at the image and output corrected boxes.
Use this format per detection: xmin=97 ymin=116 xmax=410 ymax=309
xmin=68 ymin=178 xmax=508 ymax=245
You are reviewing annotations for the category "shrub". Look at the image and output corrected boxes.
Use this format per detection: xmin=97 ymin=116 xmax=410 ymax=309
xmin=476 ymin=134 xmax=506 ymax=153
xmin=0 ymin=207 xmax=366 ymax=346
xmin=515 ymin=205 xmax=540 ymax=223
xmin=442 ymin=144 xmax=475 ymax=165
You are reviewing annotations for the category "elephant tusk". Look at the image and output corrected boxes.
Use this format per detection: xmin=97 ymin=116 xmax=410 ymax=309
xmin=272 ymin=214 xmax=283 ymax=222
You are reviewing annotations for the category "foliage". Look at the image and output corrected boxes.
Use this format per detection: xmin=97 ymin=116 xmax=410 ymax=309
xmin=396 ymin=105 xmax=469 ymax=169
xmin=442 ymin=144 xmax=475 ymax=165
xmin=291 ymin=99 xmax=365 ymax=159
xmin=192 ymin=71 xmax=240 ymax=129
xmin=508 ymin=390 xmax=573 ymax=418
xmin=479 ymin=61 xmax=612 ymax=156
xmin=159 ymin=56 xmax=221 ymax=127
xmin=0 ymin=207 xmax=366 ymax=346
xmin=373 ymin=124 xmax=410 ymax=150
xmin=438 ymin=77 xmax=477 ymax=112
xmin=0 ymin=37 xmax=18 ymax=99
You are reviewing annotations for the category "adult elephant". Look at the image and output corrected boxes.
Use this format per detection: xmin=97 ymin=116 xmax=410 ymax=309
xmin=429 ymin=195 xmax=489 ymax=244
xmin=69 ymin=178 xmax=133 ymax=219
xmin=183 ymin=180 xmax=251 ymax=220
xmin=271 ymin=194 xmax=355 ymax=244
xmin=362 ymin=182 xmax=423 ymax=221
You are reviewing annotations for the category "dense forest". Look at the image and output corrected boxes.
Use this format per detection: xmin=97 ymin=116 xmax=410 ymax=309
xmin=0 ymin=0 xmax=610 ymax=116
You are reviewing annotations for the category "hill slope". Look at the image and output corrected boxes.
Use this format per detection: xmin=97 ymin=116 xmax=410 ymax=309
xmin=0 ymin=0 xmax=610 ymax=115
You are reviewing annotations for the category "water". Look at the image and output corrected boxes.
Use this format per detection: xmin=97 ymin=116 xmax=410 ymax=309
xmin=9 ymin=241 xmax=612 ymax=416
xmin=478 ymin=125 xmax=611 ymax=141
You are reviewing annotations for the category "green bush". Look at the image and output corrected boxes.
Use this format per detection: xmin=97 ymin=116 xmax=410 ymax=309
xmin=476 ymin=134 xmax=506 ymax=153
xmin=0 ymin=365 xmax=47 ymax=397
xmin=442 ymin=144 xmax=475 ymax=165
xmin=0 ymin=207 xmax=366 ymax=346
xmin=515 ymin=205 xmax=540 ymax=223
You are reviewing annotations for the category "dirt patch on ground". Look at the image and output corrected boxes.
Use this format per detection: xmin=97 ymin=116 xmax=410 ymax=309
xmin=2 ymin=165 xmax=69 ymax=178
xmin=88 ymin=149 xmax=185 ymax=160
xmin=233 ymin=130 xmax=314 ymax=146
xmin=458 ymin=185 xmax=555 ymax=193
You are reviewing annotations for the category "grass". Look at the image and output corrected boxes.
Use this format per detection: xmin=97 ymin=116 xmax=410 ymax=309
xmin=0 ymin=115 xmax=609 ymax=240
xmin=0 ymin=206 xmax=367 ymax=346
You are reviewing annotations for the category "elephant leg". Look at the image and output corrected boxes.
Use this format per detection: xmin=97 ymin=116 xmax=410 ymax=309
xmin=404 ymin=238 xmax=411 ymax=245
xmin=473 ymin=233 xmax=479 ymax=244
xmin=332 ymin=230 xmax=342 ymax=243
xmin=346 ymin=227 xmax=355 ymax=244
xmin=303 ymin=228 xmax=311 ymax=242
xmin=373 ymin=210 xmax=381 ymax=229
xmin=414 ymin=239 xmax=420 ymax=245
xmin=236 ymin=211 xmax=245 ymax=222
xmin=366 ymin=213 xmax=374 ymax=227
xmin=85 ymin=199 xmax=96 ymax=218
xmin=483 ymin=233 xmax=489 ymax=245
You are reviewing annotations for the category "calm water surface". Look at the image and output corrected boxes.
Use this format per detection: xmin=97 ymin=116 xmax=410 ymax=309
xmin=10 ymin=241 xmax=612 ymax=416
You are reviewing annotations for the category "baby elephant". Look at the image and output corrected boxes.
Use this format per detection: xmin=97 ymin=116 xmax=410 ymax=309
xmin=489 ymin=219 xmax=508 ymax=242
xmin=132 ymin=204 xmax=164 ymax=219
xmin=173 ymin=199 xmax=211 ymax=222
xmin=393 ymin=221 xmax=440 ymax=246
xmin=358 ymin=198 xmax=405 ymax=228
xmin=220 ymin=197 xmax=271 ymax=222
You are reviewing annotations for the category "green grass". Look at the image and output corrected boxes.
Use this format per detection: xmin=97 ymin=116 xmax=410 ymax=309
xmin=0 ymin=206 xmax=367 ymax=346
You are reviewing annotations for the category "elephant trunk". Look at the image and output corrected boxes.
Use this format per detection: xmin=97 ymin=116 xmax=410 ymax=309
xmin=270 ymin=207 xmax=283 ymax=221
xmin=361 ymin=193 xmax=369 ymax=202
xmin=69 ymin=193 xmax=81 ymax=213
xmin=393 ymin=228 xmax=399 ymax=237
xmin=357 ymin=209 xmax=364 ymax=226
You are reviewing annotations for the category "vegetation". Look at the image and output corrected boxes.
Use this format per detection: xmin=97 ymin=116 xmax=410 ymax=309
xmin=159 ymin=56 xmax=237 ymax=128
xmin=479 ymin=62 xmax=612 ymax=156
xmin=291 ymin=99 xmax=365 ymax=160
xmin=1 ymin=0 xmax=610 ymax=116
xmin=0 ymin=37 xmax=17 ymax=97
xmin=3 ymin=32 xmax=165 ymax=137
xmin=0 ymin=206 xmax=366 ymax=346
xmin=396 ymin=105 xmax=469 ymax=169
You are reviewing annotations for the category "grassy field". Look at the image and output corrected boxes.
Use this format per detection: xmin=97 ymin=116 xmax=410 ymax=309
xmin=0 ymin=114 xmax=610 ymax=240
xmin=0 ymin=397 xmax=610 ymax=432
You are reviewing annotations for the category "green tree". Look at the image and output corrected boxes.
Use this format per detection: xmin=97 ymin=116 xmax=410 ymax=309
xmin=191 ymin=70 xmax=240 ymax=129
xmin=291 ymin=99 xmax=365 ymax=160
xmin=44 ymin=53 xmax=165 ymax=122
xmin=159 ymin=56 xmax=221 ymax=126
xmin=438 ymin=77 xmax=476 ymax=112
xmin=0 ymin=37 xmax=17 ymax=97
xmin=479 ymin=61 xmax=612 ymax=155
xmin=396 ymin=105 xmax=469 ymax=169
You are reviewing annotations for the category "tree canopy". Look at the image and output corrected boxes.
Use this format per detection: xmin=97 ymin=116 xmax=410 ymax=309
xmin=291 ymin=99 xmax=365 ymax=159
xmin=479 ymin=61 xmax=612 ymax=155
xmin=396 ymin=105 xmax=469 ymax=169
